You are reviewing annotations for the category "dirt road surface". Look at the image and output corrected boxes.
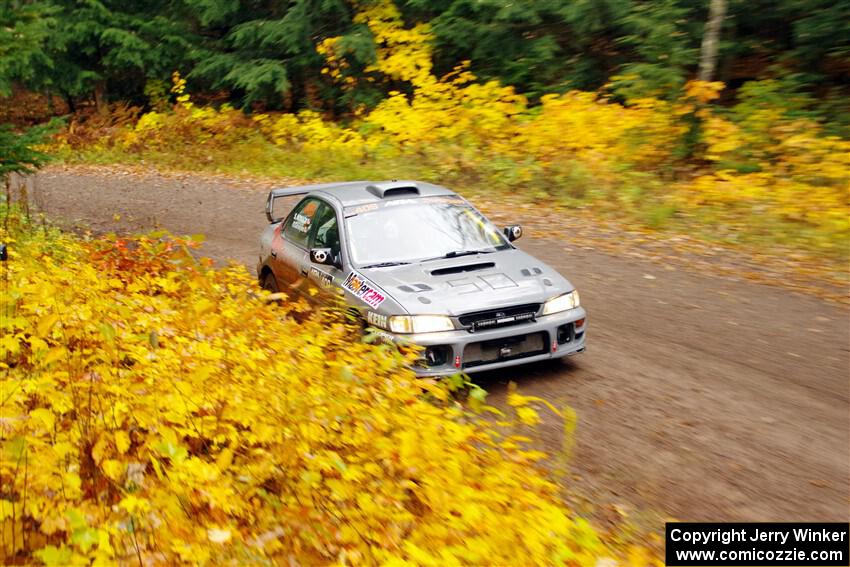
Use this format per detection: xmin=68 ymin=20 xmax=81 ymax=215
xmin=28 ymin=167 xmax=849 ymax=526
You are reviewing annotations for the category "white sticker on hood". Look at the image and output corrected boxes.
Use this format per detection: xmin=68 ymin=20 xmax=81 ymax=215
xmin=343 ymin=272 xmax=386 ymax=308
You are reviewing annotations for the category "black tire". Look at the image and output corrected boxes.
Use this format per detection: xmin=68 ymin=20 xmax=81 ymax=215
xmin=261 ymin=272 xmax=280 ymax=293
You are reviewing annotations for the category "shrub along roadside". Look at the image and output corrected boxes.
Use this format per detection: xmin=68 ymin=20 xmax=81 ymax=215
xmin=0 ymin=209 xmax=632 ymax=565
xmin=47 ymin=0 xmax=850 ymax=261
xmin=52 ymin=75 xmax=849 ymax=261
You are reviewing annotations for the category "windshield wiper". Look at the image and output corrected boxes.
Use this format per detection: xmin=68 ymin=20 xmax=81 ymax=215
xmin=420 ymin=249 xmax=495 ymax=263
xmin=360 ymin=261 xmax=411 ymax=269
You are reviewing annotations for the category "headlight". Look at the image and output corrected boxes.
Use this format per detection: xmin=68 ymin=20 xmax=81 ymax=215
xmin=542 ymin=290 xmax=580 ymax=315
xmin=388 ymin=315 xmax=454 ymax=334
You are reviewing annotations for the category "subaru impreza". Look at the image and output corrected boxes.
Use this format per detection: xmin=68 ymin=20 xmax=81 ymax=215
xmin=258 ymin=180 xmax=586 ymax=376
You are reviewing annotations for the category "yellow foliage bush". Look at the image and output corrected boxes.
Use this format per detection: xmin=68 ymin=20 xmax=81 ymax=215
xmin=255 ymin=110 xmax=370 ymax=159
xmin=0 ymin=211 xmax=611 ymax=565
xmin=515 ymin=92 xmax=686 ymax=179
xmin=50 ymin=1 xmax=850 ymax=254
xmin=353 ymin=0 xmax=434 ymax=86
xmin=681 ymin=88 xmax=850 ymax=247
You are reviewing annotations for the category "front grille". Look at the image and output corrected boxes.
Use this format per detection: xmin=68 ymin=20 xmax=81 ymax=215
xmin=464 ymin=331 xmax=548 ymax=368
xmin=458 ymin=303 xmax=540 ymax=332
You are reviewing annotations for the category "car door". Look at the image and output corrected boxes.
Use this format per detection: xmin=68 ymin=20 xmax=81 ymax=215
xmin=304 ymin=200 xmax=346 ymax=298
xmin=272 ymin=197 xmax=323 ymax=288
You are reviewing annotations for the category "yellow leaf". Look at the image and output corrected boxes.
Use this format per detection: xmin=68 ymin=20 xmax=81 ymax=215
xmin=119 ymin=495 xmax=150 ymax=514
xmin=43 ymin=346 xmax=66 ymax=366
xmin=102 ymin=459 xmax=124 ymax=481
xmin=193 ymin=298 xmax=215 ymax=315
xmin=517 ymin=406 xmax=540 ymax=426
xmin=92 ymin=436 xmax=110 ymax=464
xmin=0 ymin=500 xmax=13 ymax=521
xmin=216 ymin=447 xmax=234 ymax=471
xmin=418 ymin=379 xmax=448 ymax=401
xmin=115 ymin=430 xmax=131 ymax=454
xmin=37 ymin=313 xmax=60 ymax=337
xmin=31 ymin=408 xmax=55 ymax=431
xmin=52 ymin=441 xmax=75 ymax=459
xmin=149 ymin=456 xmax=164 ymax=480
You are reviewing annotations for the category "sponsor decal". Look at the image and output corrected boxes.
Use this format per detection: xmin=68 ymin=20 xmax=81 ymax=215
xmin=374 ymin=330 xmax=396 ymax=344
xmin=291 ymin=212 xmax=312 ymax=233
xmin=347 ymin=203 xmax=379 ymax=215
xmin=364 ymin=329 xmax=398 ymax=346
xmin=344 ymin=195 xmax=463 ymax=216
xmin=472 ymin=311 xmax=535 ymax=331
xmin=367 ymin=311 xmax=388 ymax=329
xmin=309 ymin=267 xmax=333 ymax=288
xmin=343 ymin=272 xmax=386 ymax=308
xmin=385 ymin=195 xmax=462 ymax=207
xmin=382 ymin=198 xmax=418 ymax=208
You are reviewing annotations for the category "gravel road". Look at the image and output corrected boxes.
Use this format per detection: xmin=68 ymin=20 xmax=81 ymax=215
xmin=27 ymin=166 xmax=850 ymax=525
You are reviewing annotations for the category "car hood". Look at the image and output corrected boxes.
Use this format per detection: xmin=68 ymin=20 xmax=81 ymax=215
xmin=361 ymin=248 xmax=574 ymax=316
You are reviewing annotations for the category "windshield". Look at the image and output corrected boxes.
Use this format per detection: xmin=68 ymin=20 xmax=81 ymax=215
xmin=346 ymin=199 xmax=510 ymax=267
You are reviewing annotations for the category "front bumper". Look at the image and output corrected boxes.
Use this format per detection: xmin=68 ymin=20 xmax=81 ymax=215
xmin=388 ymin=307 xmax=587 ymax=377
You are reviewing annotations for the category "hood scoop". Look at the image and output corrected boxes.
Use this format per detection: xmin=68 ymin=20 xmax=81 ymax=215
xmin=430 ymin=262 xmax=495 ymax=276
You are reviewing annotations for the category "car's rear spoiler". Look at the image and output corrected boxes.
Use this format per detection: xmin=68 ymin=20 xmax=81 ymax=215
xmin=266 ymin=187 xmax=311 ymax=223
xmin=265 ymin=181 xmax=371 ymax=223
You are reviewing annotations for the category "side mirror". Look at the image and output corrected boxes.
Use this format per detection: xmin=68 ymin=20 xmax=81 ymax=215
xmin=310 ymin=247 xmax=334 ymax=266
xmin=504 ymin=225 xmax=523 ymax=242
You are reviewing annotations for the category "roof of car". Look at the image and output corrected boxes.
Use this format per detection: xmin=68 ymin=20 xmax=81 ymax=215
xmin=271 ymin=180 xmax=458 ymax=207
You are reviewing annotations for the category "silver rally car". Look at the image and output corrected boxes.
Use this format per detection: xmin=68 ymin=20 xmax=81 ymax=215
xmin=258 ymin=180 xmax=586 ymax=376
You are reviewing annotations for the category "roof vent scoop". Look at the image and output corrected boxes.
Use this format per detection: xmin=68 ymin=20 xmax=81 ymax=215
xmin=366 ymin=181 xmax=420 ymax=199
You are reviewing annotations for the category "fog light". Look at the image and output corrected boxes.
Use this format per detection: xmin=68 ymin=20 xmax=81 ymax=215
xmin=423 ymin=346 xmax=449 ymax=367
xmin=557 ymin=324 xmax=573 ymax=345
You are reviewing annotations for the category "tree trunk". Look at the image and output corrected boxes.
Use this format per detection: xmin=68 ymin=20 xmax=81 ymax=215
xmin=64 ymin=92 xmax=76 ymax=114
xmin=94 ymin=80 xmax=108 ymax=115
xmin=4 ymin=175 xmax=11 ymax=232
xmin=698 ymin=0 xmax=727 ymax=82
